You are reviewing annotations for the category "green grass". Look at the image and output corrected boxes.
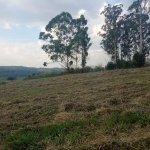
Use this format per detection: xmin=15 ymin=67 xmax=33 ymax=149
xmin=2 ymin=120 xmax=87 ymax=150
xmin=0 ymin=81 xmax=6 ymax=85
xmin=104 ymin=112 xmax=150 ymax=131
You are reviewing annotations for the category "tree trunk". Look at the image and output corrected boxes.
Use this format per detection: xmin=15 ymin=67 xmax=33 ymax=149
xmin=82 ymin=49 xmax=84 ymax=72
xmin=114 ymin=41 xmax=117 ymax=64
xmin=66 ymin=56 xmax=69 ymax=72
xmin=140 ymin=4 xmax=143 ymax=53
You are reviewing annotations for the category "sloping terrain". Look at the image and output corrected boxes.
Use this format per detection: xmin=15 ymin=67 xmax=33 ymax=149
xmin=0 ymin=68 xmax=150 ymax=150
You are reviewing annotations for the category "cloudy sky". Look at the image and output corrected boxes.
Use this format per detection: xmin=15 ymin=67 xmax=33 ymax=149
xmin=0 ymin=0 xmax=134 ymax=68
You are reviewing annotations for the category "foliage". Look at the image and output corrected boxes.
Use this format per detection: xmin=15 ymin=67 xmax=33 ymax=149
xmin=61 ymin=65 xmax=104 ymax=74
xmin=122 ymin=60 xmax=134 ymax=69
xmin=128 ymin=0 xmax=150 ymax=54
xmin=116 ymin=60 xmax=134 ymax=69
xmin=39 ymin=12 xmax=74 ymax=71
xmin=133 ymin=52 xmax=145 ymax=67
xmin=7 ymin=77 xmax=16 ymax=81
xmin=99 ymin=4 xmax=123 ymax=63
xmin=99 ymin=1 xmax=150 ymax=63
xmin=25 ymin=72 xmax=56 ymax=80
xmin=106 ymin=62 xmax=116 ymax=70
xmin=72 ymin=15 xmax=92 ymax=69
xmin=39 ymin=12 xmax=91 ymax=71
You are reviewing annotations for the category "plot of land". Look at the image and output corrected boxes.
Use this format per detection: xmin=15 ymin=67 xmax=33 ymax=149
xmin=0 ymin=68 xmax=150 ymax=149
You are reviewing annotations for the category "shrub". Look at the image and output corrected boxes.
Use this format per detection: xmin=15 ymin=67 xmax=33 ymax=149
xmin=93 ymin=65 xmax=104 ymax=72
xmin=106 ymin=62 xmax=116 ymax=70
xmin=32 ymin=73 xmax=35 ymax=76
xmin=83 ymin=66 xmax=93 ymax=73
xmin=133 ymin=52 xmax=145 ymax=67
xmin=26 ymin=72 xmax=56 ymax=80
xmin=7 ymin=77 xmax=16 ymax=81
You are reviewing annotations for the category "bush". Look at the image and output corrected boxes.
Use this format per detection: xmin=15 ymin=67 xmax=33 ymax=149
xmin=106 ymin=62 xmax=116 ymax=70
xmin=7 ymin=77 xmax=16 ymax=81
xmin=93 ymin=65 xmax=104 ymax=72
xmin=123 ymin=60 xmax=134 ymax=69
xmin=25 ymin=72 xmax=56 ymax=80
xmin=32 ymin=73 xmax=35 ymax=76
xmin=106 ymin=60 xmax=134 ymax=70
xmin=116 ymin=60 xmax=134 ymax=69
xmin=83 ymin=66 xmax=93 ymax=73
xmin=133 ymin=52 xmax=145 ymax=67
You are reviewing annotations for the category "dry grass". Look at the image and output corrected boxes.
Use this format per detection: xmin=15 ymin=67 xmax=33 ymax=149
xmin=0 ymin=68 xmax=150 ymax=149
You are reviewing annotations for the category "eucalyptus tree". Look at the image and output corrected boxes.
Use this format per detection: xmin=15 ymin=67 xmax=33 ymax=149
xmin=99 ymin=4 xmax=123 ymax=64
xmin=72 ymin=15 xmax=92 ymax=69
xmin=39 ymin=12 xmax=75 ymax=72
xmin=128 ymin=0 xmax=150 ymax=54
xmin=118 ymin=14 xmax=137 ymax=60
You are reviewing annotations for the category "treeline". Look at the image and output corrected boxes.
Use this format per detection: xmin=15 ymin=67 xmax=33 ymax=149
xmin=40 ymin=0 xmax=150 ymax=71
xmin=99 ymin=0 xmax=150 ymax=67
xmin=0 ymin=66 xmax=64 ymax=78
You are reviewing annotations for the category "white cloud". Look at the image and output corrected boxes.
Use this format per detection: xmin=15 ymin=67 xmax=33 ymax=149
xmin=0 ymin=42 xmax=54 ymax=67
xmin=0 ymin=0 xmax=134 ymax=67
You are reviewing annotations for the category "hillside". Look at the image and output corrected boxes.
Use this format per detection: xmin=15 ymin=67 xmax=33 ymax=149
xmin=0 ymin=66 xmax=64 ymax=78
xmin=0 ymin=68 xmax=150 ymax=150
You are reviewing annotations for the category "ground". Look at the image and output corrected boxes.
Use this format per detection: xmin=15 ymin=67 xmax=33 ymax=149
xmin=0 ymin=68 xmax=150 ymax=149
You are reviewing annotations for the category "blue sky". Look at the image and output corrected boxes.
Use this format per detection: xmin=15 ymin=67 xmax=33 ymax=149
xmin=0 ymin=25 xmax=40 ymax=43
xmin=0 ymin=0 xmax=133 ymax=68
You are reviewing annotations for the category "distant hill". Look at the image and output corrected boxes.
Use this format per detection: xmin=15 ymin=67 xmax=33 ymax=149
xmin=0 ymin=66 xmax=64 ymax=77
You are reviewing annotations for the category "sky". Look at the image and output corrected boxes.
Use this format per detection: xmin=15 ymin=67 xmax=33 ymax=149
xmin=0 ymin=0 xmax=134 ymax=68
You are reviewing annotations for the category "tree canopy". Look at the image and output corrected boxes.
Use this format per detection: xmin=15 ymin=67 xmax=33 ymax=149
xmin=99 ymin=0 xmax=150 ymax=65
xmin=39 ymin=12 xmax=91 ymax=71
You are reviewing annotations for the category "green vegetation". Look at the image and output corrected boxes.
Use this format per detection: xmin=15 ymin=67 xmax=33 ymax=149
xmin=25 ymin=72 xmax=56 ymax=80
xmin=104 ymin=112 xmax=150 ymax=131
xmin=0 ymin=81 xmax=6 ymax=85
xmin=40 ymin=12 xmax=92 ymax=72
xmin=0 ymin=66 xmax=64 ymax=78
xmin=99 ymin=0 xmax=150 ymax=67
xmin=7 ymin=77 xmax=16 ymax=81
xmin=2 ymin=120 xmax=87 ymax=150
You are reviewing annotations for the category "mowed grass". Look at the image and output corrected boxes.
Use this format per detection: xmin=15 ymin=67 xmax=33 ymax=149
xmin=1 ymin=68 xmax=150 ymax=149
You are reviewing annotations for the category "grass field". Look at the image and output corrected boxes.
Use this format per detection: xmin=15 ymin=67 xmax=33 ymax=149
xmin=0 ymin=68 xmax=150 ymax=150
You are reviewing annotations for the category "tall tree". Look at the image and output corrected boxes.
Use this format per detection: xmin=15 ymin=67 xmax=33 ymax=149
xmin=118 ymin=14 xmax=137 ymax=60
xmin=128 ymin=0 xmax=150 ymax=53
xmin=39 ymin=12 xmax=75 ymax=72
xmin=99 ymin=4 xmax=123 ymax=64
xmin=72 ymin=15 xmax=92 ymax=69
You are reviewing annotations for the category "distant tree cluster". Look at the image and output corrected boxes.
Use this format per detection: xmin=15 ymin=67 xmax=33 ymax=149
xmin=99 ymin=0 xmax=150 ymax=67
xmin=40 ymin=0 xmax=150 ymax=72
